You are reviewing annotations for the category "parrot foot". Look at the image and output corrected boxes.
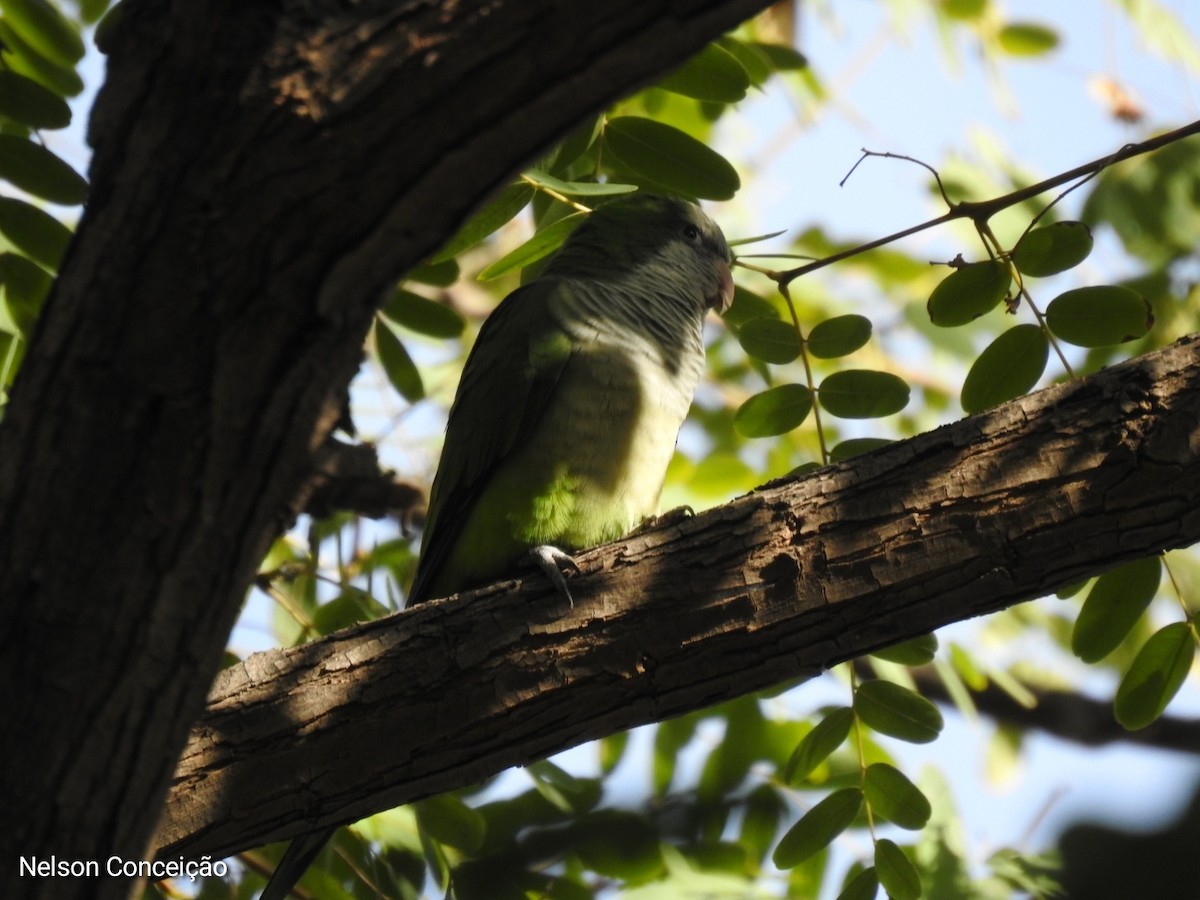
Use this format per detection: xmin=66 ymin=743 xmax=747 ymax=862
xmin=530 ymin=545 xmax=580 ymax=607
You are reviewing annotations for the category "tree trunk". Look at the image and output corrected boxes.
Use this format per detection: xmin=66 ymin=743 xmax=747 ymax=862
xmin=154 ymin=335 xmax=1200 ymax=862
xmin=0 ymin=1 xmax=771 ymax=896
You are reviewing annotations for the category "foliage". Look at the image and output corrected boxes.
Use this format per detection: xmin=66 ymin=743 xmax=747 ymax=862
xmin=3 ymin=1 xmax=1200 ymax=899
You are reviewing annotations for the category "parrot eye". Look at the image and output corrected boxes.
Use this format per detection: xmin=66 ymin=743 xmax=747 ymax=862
xmin=682 ymin=224 xmax=701 ymax=242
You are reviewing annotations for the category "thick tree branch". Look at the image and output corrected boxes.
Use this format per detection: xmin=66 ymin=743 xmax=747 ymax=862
xmin=155 ymin=334 xmax=1200 ymax=862
xmin=0 ymin=1 xmax=774 ymax=895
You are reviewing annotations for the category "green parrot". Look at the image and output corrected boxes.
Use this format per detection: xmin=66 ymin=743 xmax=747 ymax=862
xmin=260 ymin=193 xmax=732 ymax=899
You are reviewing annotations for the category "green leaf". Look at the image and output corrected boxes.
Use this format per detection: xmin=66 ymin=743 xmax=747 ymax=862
xmin=772 ymin=788 xmax=863 ymax=869
xmin=818 ymin=370 xmax=910 ymax=419
xmin=603 ymin=116 xmax=740 ymax=201
xmin=723 ymin=285 xmax=779 ymax=328
xmin=782 ymin=707 xmax=853 ymax=784
xmin=830 ymin=438 xmax=892 ymax=461
xmin=736 ymin=316 xmax=801 ymax=364
xmin=1012 ymin=221 xmax=1093 ymax=277
xmin=0 ymin=70 xmax=71 ymax=129
xmin=404 ymin=257 xmax=459 ymax=287
xmin=429 ymin=183 xmax=534 ymax=263
xmin=599 ymin=732 xmax=628 ymax=775
xmin=836 ymin=866 xmax=880 ymax=900
xmin=0 ymin=19 xmax=83 ymax=97
xmin=575 ymin=811 xmax=664 ymax=881
xmin=875 ymin=839 xmax=922 ymax=900
xmin=0 ymin=196 xmax=72 ymax=269
xmin=863 ymin=764 xmax=932 ymax=830
xmin=0 ymin=251 xmax=51 ymax=337
xmin=927 ymin=260 xmax=1011 ymax=327
xmin=940 ymin=0 xmax=987 ymax=20
xmin=381 ymin=288 xmax=465 ymax=339
xmin=733 ymin=384 xmax=813 ymax=438
xmin=716 ymin=37 xmax=773 ymax=87
xmin=523 ymin=169 xmax=638 ymax=197
xmin=374 ymin=320 xmax=424 ymax=402
xmin=528 ymin=760 xmax=597 ymax=814
xmin=750 ymin=41 xmax=808 ymax=71
xmin=477 ymin=212 xmax=585 ymax=281
xmin=855 ymin=680 xmax=943 ymax=743
xmin=960 ymin=324 xmax=1049 ymax=413
xmin=740 ymin=784 xmax=786 ymax=862
xmin=1071 ymin=556 xmax=1162 ymax=663
xmin=0 ymin=0 xmax=85 ymax=67
xmin=1045 ymin=285 xmax=1153 ymax=347
xmin=414 ymin=793 xmax=487 ymax=853
xmin=807 ymin=314 xmax=872 ymax=359
xmin=872 ymin=633 xmax=938 ymax=666
xmin=1115 ymin=622 xmax=1195 ymax=730
xmin=997 ymin=22 xmax=1060 ymax=57
xmin=0 ymin=135 xmax=86 ymax=204
xmin=658 ymin=42 xmax=750 ymax=103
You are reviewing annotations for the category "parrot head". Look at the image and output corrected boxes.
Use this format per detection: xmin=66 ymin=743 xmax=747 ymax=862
xmin=547 ymin=194 xmax=734 ymax=316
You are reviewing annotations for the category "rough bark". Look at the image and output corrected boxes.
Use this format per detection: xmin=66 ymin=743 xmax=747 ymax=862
xmin=0 ymin=1 xmax=771 ymax=896
xmin=154 ymin=334 xmax=1200 ymax=863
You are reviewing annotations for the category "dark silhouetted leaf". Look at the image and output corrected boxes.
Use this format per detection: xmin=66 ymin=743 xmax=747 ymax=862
xmin=1115 ymin=622 xmax=1195 ymax=730
xmin=927 ymin=260 xmax=1011 ymax=327
xmin=807 ymin=314 xmax=872 ymax=359
xmin=772 ymin=788 xmax=863 ymax=868
xmin=604 ymin=116 xmax=740 ymax=200
xmin=818 ymin=370 xmax=910 ymax=419
xmin=1072 ymin=556 xmax=1162 ymax=663
xmin=783 ymin=707 xmax=853 ymax=784
xmin=1012 ymin=221 xmax=1093 ymax=276
xmin=734 ymin=384 xmax=813 ymax=437
xmin=961 ymin=324 xmax=1049 ymax=413
xmin=864 ymin=764 xmax=932 ymax=830
xmin=855 ymin=680 xmax=943 ymax=743
xmin=1045 ymin=285 xmax=1152 ymax=347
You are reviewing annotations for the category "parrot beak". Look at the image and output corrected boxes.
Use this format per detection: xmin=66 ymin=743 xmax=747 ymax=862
xmin=709 ymin=257 xmax=734 ymax=315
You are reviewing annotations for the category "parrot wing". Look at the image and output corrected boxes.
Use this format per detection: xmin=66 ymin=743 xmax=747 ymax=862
xmin=408 ymin=277 xmax=577 ymax=603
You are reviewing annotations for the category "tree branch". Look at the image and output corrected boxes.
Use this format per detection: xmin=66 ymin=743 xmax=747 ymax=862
xmin=154 ymin=334 xmax=1200 ymax=861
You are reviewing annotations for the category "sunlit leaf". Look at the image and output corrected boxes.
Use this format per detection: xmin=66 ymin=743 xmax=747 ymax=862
xmin=523 ymin=168 xmax=638 ymax=197
xmin=1072 ymin=556 xmax=1162 ymax=663
xmin=1045 ymin=285 xmax=1152 ymax=347
xmin=1115 ymin=622 xmax=1195 ymax=730
xmin=414 ymin=794 xmax=487 ymax=853
xmin=818 ymin=370 xmax=910 ymax=419
xmin=855 ymin=680 xmax=943 ymax=743
xmin=0 ymin=19 xmax=83 ymax=96
xmin=960 ymin=324 xmax=1049 ymax=413
xmin=1012 ymin=221 xmax=1093 ymax=276
xmin=477 ymin=212 xmax=585 ymax=281
xmin=998 ymin=22 xmax=1060 ymax=56
xmin=604 ymin=116 xmax=740 ymax=200
xmin=658 ymin=42 xmax=750 ymax=103
xmin=863 ymin=764 xmax=932 ymax=830
xmin=927 ymin=260 xmax=1011 ymax=327
xmin=0 ymin=0 xmax=86 ymax=67
xmin=772 ymin=788 xmax=863 ymax=868
xmin=807 ymin=314 xmax=872 ymax=359
xmin=872 ymin=633 xmax=938 ymax=666
xmin=429 ymin=182 xmax=534 ymax=263
xmin=940 ymin=0 xmax=987 ymax=20
xmin=734 ymin=384 xmax=813 ymax=437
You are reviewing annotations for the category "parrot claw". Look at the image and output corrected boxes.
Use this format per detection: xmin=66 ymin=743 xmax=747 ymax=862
xmin=529 ymin=545 xmax=580 ymax=607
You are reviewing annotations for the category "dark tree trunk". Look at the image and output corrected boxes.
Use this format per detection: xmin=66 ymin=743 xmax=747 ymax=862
xmin=154 ymin=335 xmax=1200 ymax=862
xmin=0 ymin=1 xmax=771 ymax=896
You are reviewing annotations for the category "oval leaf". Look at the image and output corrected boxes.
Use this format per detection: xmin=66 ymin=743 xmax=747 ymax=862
xmin=1012 ymin=221 xmax=1093 ymax=277
xmin=734 ymin=384 xmax=813 ymax=438
xmin=0 ymin=196 xmax=72 ymax=269
xmin=477 ymin=212 xmax=585 ymax=281
xmin=382 ymin=288 xmax=465 ymax=339
xmin=430 ymin=182 xmax=534 ymax=263
xmin=737 ymin=316 xmax=801 ymax=364
xmin=0 ymin=135 xmax=87 ymax=205
xmin=872 ymin=633 xmax=938 ymax=666
xmin=830 ymin=437 xmax=892 ymax=461
xmin=961 ymin=324 xmax=1049 ymax=413
xmin=1071 ymin=556 xmax=1162 ymax=663
xmin=927 ymin=260 xmax=1011 ymax=327
xmin=782 ymin=707 xmax=854 ymax=784
xmin=863 ymin=764 xmax=932 ymax=830
xmin=0 ymin=0 xmax=86 ymax=67
xmin=875 ymin=839 xmax=922 ymax=900
xmin=723 ymin=285 xmax=779 ymax=327
xmin=807 ymin=314 xmax=872 ymax=359
xmin=658 ymin=43 xmax=750 ymax=103
xmin=576 ymin=811 xmax=664 ymax=881
xmin=0 ymin=20 xmax=84 ymax=97
xmin=855 ymin=680 xmax=944 ymax=744
xmin=998 ymin=22 xmax=1060 ymax=57
xmin=1115 ymin=623 xmax=1195 ymax=731
xmin=837 ymin=866 xmax=880 ymax=900
xmin=374 ymin=320 xmax=424 ymax=402
xmin=1045 ymin=285 xmax=1152 ymax=347
xmin=0 ymin=251 xmax=52 ymax=337
xmin=772 ymin=787 xmax=863 ymax=869
xmin=818 ymin=370 xmax=910 ymax=419
xmin=0 ymin=70 xmax=71 ymax=129
xmin=414 ymin=794 xmax=487 ymax=853
xmin=604 ymin=116 xmax=740 ymax=200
